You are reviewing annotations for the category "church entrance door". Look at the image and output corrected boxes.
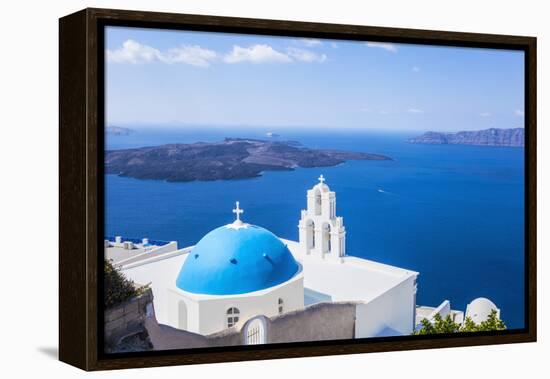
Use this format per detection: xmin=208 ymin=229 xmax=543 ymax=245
xmin=245 ymin=317 xmax=266 ymax=345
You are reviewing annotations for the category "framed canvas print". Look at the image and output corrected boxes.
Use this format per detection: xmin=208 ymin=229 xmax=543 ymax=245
xmin=59 ymin=8 xmax=536 ymax=371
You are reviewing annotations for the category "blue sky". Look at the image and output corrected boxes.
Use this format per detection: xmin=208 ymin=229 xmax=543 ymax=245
xmin=105 ymin=26 xmax=525 ymax=132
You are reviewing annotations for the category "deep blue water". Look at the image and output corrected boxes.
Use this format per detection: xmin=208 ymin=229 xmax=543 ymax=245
xmin=105 ymin=128 xmax=525 ymax=329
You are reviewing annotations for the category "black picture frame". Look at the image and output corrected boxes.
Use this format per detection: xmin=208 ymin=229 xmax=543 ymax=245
xmin=59 ymin=7 xmax=537 ymax=371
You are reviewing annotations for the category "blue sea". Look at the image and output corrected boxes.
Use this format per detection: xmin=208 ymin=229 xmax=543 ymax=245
xmin=105 ymin=128 xmax=525 ymax=329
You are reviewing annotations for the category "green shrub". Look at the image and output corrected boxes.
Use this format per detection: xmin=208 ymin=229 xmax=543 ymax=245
xmin=104 ymin=259 xmax=147 ymax=308
xmin=413 ymin=309 xmax=506 ymax=335
xmin=460 ymin=309 xmax=506 ymax=332
xmin=414 ymin=313 xmax=461 ymax=335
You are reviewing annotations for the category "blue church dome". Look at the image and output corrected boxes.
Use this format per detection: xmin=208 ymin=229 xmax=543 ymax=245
xmin=176 ymin=222 xmax=300 ymax=296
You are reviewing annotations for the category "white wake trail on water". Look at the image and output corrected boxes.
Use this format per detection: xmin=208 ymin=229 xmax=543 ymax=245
xmin=377 ymin=188 xmax=397 ymax=196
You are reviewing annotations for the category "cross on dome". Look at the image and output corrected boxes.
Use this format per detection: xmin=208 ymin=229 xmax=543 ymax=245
xmin=318 ymin=174 xmax=326 ymax=184
xmin=226 ymin=201 xmax=248 ymax=229
xmin=232 ymin=201 xmax=244 ymax=222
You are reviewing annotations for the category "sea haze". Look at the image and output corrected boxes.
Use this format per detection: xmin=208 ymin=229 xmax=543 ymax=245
xmin=105 ymin=127 xmax=525 ymax=329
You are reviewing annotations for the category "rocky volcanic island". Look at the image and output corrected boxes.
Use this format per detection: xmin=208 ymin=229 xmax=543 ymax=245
xmin=408 ymin=128 xmax=524 ymax=147
xmin=105 ymin=126 xmax=134 ymax=136
xmin=105 ymin=138 xmax=391 ymax=182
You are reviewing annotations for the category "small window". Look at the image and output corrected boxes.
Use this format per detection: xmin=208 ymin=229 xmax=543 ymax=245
xmin=278 ymin=298 xmax=284 ymax=314
xmin=227 ymin=307 xmax=240 ymax=328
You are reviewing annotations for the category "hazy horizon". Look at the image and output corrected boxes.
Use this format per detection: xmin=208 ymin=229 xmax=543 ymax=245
xmin=106 ymin=123 xmax=524 ymax=134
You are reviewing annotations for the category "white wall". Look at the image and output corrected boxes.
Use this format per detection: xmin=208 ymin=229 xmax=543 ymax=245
xmin=121 ymin=251 xmax=189 ymax=325
xmin=355 ymin=276 xmax=417 ymax=337
xmin=3 ymin=1 xmax=548 ymax=379
xmin=168 ymin=275 xmax=304 ymax=335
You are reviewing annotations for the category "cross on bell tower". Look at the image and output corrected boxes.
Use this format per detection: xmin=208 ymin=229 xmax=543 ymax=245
xmin=318 ymin=174 xmax=325 ymax=184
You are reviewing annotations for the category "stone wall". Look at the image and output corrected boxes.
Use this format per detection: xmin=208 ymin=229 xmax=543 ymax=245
xmin=267 ymin=301 xmax=357 ymax=343
xmin=144 ymin=300 xmax=359 ymax=350
xmin=104 ymin=288 xmax=154 ymax=352
xmin=146 ymin=316 xmax=243 ymax=351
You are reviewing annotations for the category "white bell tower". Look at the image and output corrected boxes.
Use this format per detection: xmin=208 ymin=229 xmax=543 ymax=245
xmin=298 ymin=175 xmax=346 ymax=260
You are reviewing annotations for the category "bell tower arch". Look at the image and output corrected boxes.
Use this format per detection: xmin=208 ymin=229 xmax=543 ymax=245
xmin=298 ymin=175 xmax=346 ymax=260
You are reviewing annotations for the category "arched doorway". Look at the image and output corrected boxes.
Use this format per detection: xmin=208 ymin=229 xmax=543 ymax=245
xmin=178 ymin=300 xmax=187 ymax=330
xmin=314 ymin=189 xmax=322 ymax=215
xmin=306 ymin=220 xmax=315 ymax=251
xmin=246 ymin=317 xmax=266 ymax=345
xmin=322 ymin=223 xmax=331 ymax=254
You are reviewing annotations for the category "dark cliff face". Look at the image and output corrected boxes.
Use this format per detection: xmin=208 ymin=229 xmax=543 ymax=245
xmin=105 ymin=138 xmax=391 ymax=182
xmin=408 ymin=128 xmax=524 ymax=147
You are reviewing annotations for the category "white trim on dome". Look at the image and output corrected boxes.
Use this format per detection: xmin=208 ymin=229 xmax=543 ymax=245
xmin=225 ymin=220 xmax=250 ymax=230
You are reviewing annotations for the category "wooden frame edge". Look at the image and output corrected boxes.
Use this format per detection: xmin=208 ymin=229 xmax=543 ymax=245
xmin=59 ymin=8 xmax=89 ymax=370
xmin=59 ymin=8 xmax=537 ymax=371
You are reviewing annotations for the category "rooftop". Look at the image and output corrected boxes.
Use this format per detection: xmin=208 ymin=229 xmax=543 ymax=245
xmin=105 ymin=236 xmax=177 ymax=266
xmin=282 ymin=239 xmax=418 ymax=303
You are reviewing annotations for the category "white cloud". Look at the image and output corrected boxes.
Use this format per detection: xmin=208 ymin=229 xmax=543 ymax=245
xmin=108 ymin=40 xmax=328 ymax=67
xmin=299 ymin=38 xmax=323 ymax=47
xmin=223 ymin=44 xmax=292 ymax=64
xmin=366 ymin=42 xmax=398 ymax=53
xmin=515 ymin=109 xmax=525 ymax=116
xmin=107 ymin=39 xmax=162 ymax=64
xmin=107 ymin=39 xmax=217 ymax=67
xmin=330 ymin=42 xmax=339 ymax=48
xmin=162 ymin=45 xmax=217 ymax=67
xmin=223 ymin=44 xmax=327 ymax=64
xmin=359 ymin=107 xmax=371 ymax=113
xmin=480 ymin=112 xmax=492 ymax=117
xmin=408 ymin=108 xmax=424 ymax=114
xmin=286 ymin=47 xmax=327 ymax=63
xmin=412 ymin=66 xmax=421 ymax=72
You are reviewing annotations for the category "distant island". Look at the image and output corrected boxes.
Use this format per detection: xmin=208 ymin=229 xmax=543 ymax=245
xmin=105 ymin=138 xmax=391 ymax=182
xmin=408 ymin=128 xmax=524 ymax=147
xmin=106 ymin=126 xmax=134 ymax=136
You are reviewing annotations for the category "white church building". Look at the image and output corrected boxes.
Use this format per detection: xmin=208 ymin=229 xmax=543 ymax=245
xmin=106 ymin=176 xmax=498 ymax=345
